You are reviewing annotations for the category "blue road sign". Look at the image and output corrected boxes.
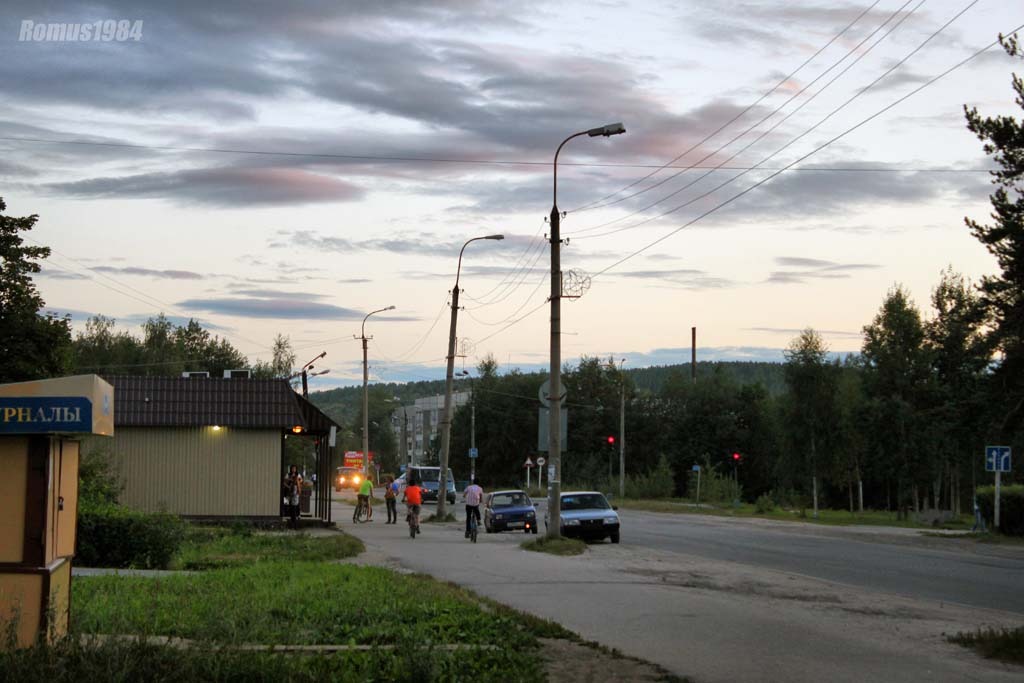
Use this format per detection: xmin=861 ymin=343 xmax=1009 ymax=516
xmin=468 ymin=447 xmax=479 ymax=459
xmin=692 ymin=465 xmax=701 ymax=472
xmin=985 ymin=446 xmax=1012 ymax=473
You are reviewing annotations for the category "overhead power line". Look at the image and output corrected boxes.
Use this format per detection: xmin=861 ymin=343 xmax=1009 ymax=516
xmin=0 ymin=134 xmax=988 ymax=174
xmin=569 ymin=0 xmax=925 ymax=238
xmin=568 ymin=0 xmax=885 ymax=213
xmin=591 ymin=22 xmax=1024 ymax=279
xmin=572 ymin=0 xmax=979 ymax=241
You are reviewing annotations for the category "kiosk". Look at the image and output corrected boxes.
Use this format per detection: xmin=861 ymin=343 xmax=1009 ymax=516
xmin=0 ymin=375 xmax=113 ymax=648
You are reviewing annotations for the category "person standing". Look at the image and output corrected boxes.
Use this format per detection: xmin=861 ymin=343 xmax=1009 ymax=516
xmin=464 ymin=478 xmax=483 ymax=538
xmin=284 ymin=465 xmax=303 ymax=530
xmin=384 ymin=476 xmax=399 ymax=524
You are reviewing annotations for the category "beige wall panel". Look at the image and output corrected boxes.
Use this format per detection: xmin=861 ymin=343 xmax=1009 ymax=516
xmin=56 ymin=442 xmax=79 ymax=559
xmin=103 ymin=427 xmax=279 ymax=516
xmin=0 ymin=438 xmax=28 ymax=564
xmin=0 ymin=573 xmax=42 ymax=648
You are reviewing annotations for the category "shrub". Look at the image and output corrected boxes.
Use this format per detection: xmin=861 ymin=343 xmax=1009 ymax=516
xmin=976 ymin=485 xmax=1024 ymax=536
xmin=78 ymin=448 xmax=122 ymax=508
xmin=755 ymin=494 xmax=775 ymax=514
xmin=76 ymin=503 xmax=187 ymax=569
xmin=687 ymin=465 xmax=741 ymax=504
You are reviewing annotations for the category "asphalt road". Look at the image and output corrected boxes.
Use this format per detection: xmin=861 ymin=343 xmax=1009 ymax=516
xmin=333 ymin=494 xmax=1024 ymax=682
xmin=614 ymin=508 xmax=1024 ymax=614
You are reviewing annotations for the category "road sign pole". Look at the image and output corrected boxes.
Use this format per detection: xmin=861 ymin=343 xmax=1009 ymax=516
xmin=995 ymin=470 xmax=1001 ymax=530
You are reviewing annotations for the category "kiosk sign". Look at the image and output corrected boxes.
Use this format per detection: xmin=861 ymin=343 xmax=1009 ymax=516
xmin=0 ymin=397 xmax=92 ymax=433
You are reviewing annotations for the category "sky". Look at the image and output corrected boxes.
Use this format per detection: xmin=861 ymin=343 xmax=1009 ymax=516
xmin=2 ymin=0 xmax=1021 ymax=388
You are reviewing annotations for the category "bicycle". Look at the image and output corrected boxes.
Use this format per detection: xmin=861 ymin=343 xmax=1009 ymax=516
xmin=406 ymin=504 xmax=421 ymax=538
xmin=353 ymin=496 xmax=369 ymax=523
xmin=467 ymin=509 xmax=478 ymax=543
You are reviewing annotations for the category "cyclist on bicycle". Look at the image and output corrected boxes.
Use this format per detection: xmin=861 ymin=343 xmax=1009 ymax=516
xmin=463 ymin=478 xmax=483 ymax=539
xmin=357 ymin=474 xmax=374 ymax=521
xmin=403 ymin=477 xmax=423 ymax=535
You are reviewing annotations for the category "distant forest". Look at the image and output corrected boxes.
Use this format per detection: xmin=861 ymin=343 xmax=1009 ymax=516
xmin=308 ymin=360 xmax=790 ymax=423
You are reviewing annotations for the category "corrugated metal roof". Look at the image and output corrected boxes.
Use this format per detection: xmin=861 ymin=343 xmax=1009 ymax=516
xmin=102 ymin=376 xmax=339 ymax=433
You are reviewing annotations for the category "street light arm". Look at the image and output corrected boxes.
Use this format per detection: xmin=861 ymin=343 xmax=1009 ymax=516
xmin=553 ymin=131 xmax=589 ymax=207
xmin=455 ymin=234 xmax=504 ymax=289
xmin=362 ymin=305 xmax=396 ymax=338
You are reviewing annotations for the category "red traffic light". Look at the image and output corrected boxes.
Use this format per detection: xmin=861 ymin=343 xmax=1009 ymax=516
xmin=607 ymin=436 xmax=616 ymax=445
xmin=732 ymin=452 xmax=741 ymax=461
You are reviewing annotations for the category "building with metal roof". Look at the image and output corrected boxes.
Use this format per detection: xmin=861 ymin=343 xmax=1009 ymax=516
xmin=89 ymin=376 xmax=340 ymax=522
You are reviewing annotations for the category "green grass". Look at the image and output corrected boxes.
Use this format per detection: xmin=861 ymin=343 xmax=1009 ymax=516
xmin=0 ymin=637 xmax=538 ymax=682
xmin=949 ymin=626 xmax=1024 ymax=664
xmin=613 ymin=499 xmax=972 ymax=529
xmin=72 ymin=563 xmax=542 ymax=648
xmin=171 ymin=527 xmax=364 ymax=570
xmin=521 ymin=537 xmax=586 ymax=556
xmin=423 ymin=512 xmax=456 ymax=523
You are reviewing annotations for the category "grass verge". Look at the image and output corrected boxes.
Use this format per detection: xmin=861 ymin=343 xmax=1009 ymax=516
xmin=521 ymin=537 xmax=586 ymax=556
xmin=0 ymin=637 xmax=534 ymax=682
xmin=172 ymin=527 xmax=364 ymax=570
xmin=948 ymin=626 xmax=1024 ymax=665
xmin=423 ymin=512 xmax=456 ymax=523
xmin=52 ymin=562 xmax=551 ymax=681
xmin=614 ymin=499 xmax=972 ymax=530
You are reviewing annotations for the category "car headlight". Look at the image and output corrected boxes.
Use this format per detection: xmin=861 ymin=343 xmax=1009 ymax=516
xmin=603 ymin=517 xmax=618 ymax=524
xmin=565 ymin=519 xmax=580 ymax=526
xmin=527 ymin=511 xmax=536 ymax=517
xmin=353 ymin=476 xmax=361 ymax=484
xmin=495 ymin=514 xmax=504 ymax=520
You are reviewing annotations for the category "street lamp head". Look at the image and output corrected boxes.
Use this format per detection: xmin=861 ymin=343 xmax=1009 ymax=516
xmin=587 ymin=122 xmax=626 ymax=137
xmin=384 ymin=305 xmax=396 ymax=311
xmin=484 ymin=234 xmax=504 ymax=241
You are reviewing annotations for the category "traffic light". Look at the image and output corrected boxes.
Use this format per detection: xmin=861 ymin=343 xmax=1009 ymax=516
xmin=732 ymin=452 xmax=741 ymax=463
xmin=607 ymin=435 xmax=616 ymax=445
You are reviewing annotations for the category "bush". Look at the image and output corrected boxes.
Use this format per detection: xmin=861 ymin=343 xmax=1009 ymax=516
xmin=622 ymin=454 xmax=675 ymax=499
xmin=76 ymin=503 xmax=187 ymax=569
xmin=687 ymin=465 xmax=741 ymax=504
xmin=755 ymin=494 xmax=775 ymax=514
xmin=976 ymin=485 xmax=1024 ymax=536
xmin=78 ymin=448 xmax=122 ymax=508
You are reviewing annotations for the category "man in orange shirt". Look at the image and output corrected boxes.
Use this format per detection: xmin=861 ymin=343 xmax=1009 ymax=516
xmin=403 ymin=476 xmax=423 ymax=537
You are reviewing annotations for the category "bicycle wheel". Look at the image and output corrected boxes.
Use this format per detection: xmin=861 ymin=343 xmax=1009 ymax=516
xmin=353 ymin=503 xmax=365 ymax=523
xmin=470 ymin=520 xmax=477 ymax=543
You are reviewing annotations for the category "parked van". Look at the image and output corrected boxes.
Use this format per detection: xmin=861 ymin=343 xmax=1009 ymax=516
xmin=397 ymin=466 xmax=456 ymax=505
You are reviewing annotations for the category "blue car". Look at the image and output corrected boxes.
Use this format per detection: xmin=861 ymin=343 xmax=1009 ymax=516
xmin=484 ymin=490 xmax=538 ymax=534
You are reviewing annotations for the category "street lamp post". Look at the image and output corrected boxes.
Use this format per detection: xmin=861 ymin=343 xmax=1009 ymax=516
xmin=359 ymin=305 xmax=395 ymax=480
xmin=618 ymin=358 xmax=626 ymax=499
xmin=437 ymin=234 xmax=504 ymax=518
xmin=547 ymin=122 xmax=625 ymax=539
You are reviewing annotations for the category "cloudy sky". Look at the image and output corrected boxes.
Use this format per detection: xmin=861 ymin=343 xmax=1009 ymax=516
xmin=2 ymin=0 xmax=1021 ymax=387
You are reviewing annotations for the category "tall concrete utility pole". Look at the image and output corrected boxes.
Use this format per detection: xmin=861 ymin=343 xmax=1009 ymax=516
xmin=547 ymin=122 xmax=625 ymax=539
xmin=691 ymin=326 xmax=697 ymax=384
xmin=358 ymin=306 xmax=394 ymax=479
xmin=618 ymin=358 xmax=626 ymax=498
xmin=437 ymin=234 xmax=503 ymax=518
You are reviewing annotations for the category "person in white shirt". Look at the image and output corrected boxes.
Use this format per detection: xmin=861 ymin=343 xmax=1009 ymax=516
xmin=464 ymin=479 xmax=484 ymax=538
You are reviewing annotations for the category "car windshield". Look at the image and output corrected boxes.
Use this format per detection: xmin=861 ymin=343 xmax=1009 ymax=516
xmin=416 ymin=468 xmax=439 ymax=481
xmin=561 ymin=494 xmax=611 ymax=511
xmin=491 ymin=493 xmax=530 ymax=507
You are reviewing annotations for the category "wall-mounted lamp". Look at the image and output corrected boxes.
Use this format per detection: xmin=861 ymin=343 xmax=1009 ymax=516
xmin=292 ymin=425 xmax=304 ymax=434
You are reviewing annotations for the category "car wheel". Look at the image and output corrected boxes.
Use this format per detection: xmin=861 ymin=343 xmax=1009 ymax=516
xmin=610 ymin=532 xmax=620 ymax=544
xmin=532 ymin=527 xmax=538 ymax=535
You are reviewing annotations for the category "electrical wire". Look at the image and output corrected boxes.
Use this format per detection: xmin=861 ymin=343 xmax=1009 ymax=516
xmin=568 ymin=0 xmax=885 ymax=213
xmin=573 ymin=0 xmax=976 ymax=242
xmin=568 ymin=0 xmax=924 ymax=237
xmin=591 ymin=23 xmax=1024 ymax=279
